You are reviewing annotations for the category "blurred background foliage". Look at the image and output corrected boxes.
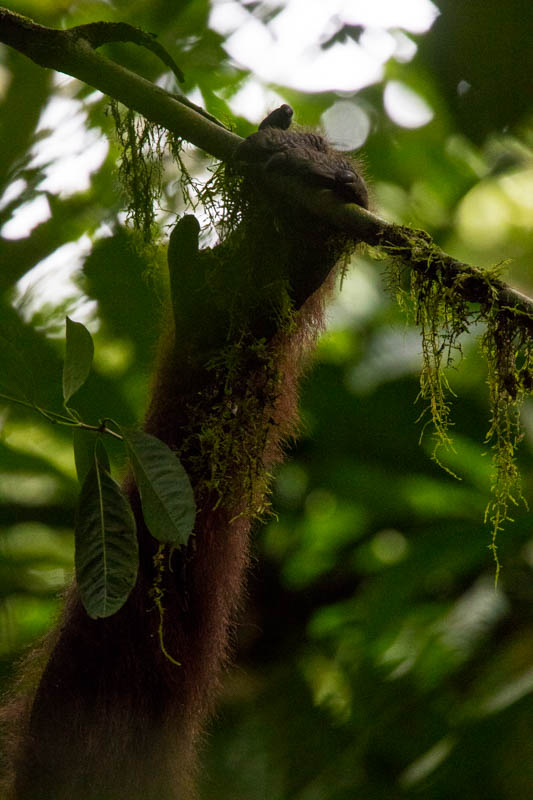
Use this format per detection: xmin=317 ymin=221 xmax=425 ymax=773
xmin=1 ymin=0 xmax=533 ymax=797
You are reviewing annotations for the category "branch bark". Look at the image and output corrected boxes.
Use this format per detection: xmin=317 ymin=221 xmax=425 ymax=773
xmin=0 ymin=8 xmax=239 ymax=160
xmin=1 ymin=7 xmax=532 ymax=333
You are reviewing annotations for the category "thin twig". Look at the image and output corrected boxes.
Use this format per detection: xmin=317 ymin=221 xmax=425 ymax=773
xmin=0 ymin=392 xmax=123 ymax=439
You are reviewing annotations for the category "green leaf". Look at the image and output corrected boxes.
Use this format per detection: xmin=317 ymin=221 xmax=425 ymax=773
xmin=122 ymin=427 xmax=196 ymax=546
xmin=73 ymin=428 xmax=110 ymax=484
xmin=75 ymin=457 xmax=138 ymax=619
xmin=63 ymin=317 xmax=94 ymax=404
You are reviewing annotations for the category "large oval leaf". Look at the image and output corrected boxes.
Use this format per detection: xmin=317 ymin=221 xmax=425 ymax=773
xmin=73 ymin=428 xmax=111 ymax=484
xmin=63 ymin=317 xmax=94 ymax=404
xmin=122 ymin=427 xmax=196 ymax=546
xmin=75 ymin=458 xmax=138 ymax=619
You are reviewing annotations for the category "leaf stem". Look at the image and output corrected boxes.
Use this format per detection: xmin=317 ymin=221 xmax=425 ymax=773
xmin=0 ymin=392 xmax=123 ymax=440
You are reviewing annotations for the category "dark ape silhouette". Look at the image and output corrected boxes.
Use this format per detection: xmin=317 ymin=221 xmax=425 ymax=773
xmin=1 ymin=107 xmax=368 ymax=800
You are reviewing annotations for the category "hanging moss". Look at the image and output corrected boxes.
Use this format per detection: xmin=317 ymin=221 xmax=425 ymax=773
xmin=149 ymin=543 xmax=182 ymax=666
xmin=384 ymin=229 xmax=532 ymax=574
xmin=110 ymin=104 xmax=532 ymax=573
xmin=410 ymin=253 xmax=469 ymax=474
xmin=167 ymin=134 xmax=242 ymax=232
xmin=110 ymin=100 xmax=166 ymax=244
xmin=481 ymin=312 xmax=531 ymax=579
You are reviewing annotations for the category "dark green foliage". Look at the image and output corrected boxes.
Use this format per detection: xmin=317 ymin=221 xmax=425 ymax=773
xmin=0 ymin=1 xmax=532 ymax=797
xmin=122 ymin=427 xmax=195 ymax=546
xmin=63 ymin=317 xmax=94 ymax=404
xmin=81 ymin=229 xmax=162 ymax=370
xmin=75 ymin=456 xmax=138 ymax=618
xmin=73 ymin=429 xmax=110 ymax=483
xmin=0 ymin=328 xmax=34 ymax=401
xmin=1 ymin=314 xmax=197 ymax=619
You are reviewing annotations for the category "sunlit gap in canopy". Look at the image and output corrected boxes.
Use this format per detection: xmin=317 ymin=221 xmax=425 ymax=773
xmin=3 ymin=1 xmax=441 ymax=333
xmin=1 ymin=75 xmax=109 ymax=327
xmin=1 ymin=78 xmax=108 ymax=242
xmin=209 ymin=0 xmax=439 ymax=148
xmin=210 ymin=0 xmax=439 ymax=93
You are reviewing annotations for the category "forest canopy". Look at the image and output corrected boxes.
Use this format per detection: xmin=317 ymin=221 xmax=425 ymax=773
xmin=0 ymin=1 xmax=532 ymax=798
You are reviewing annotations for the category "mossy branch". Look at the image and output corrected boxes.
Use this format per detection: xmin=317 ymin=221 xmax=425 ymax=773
xmin=1 ymin=7 xmax=531 ymax=334
xmin=0 ymin=8 xmax=238 ymax=160
xmin=2 ymin=8 xmax=532 ymax=570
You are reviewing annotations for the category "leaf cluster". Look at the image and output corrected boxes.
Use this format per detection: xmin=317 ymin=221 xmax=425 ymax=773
xmin=1 ymin=317 xmax=196 ymax=621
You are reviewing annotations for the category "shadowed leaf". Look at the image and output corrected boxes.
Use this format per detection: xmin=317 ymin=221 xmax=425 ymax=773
xmin=63 ymin=317 xmax=94 ymax=404
xmin=122 ymin=427 xmax=195 ymax=546
xmin=75 ymin=457 xmax=138 ymax=618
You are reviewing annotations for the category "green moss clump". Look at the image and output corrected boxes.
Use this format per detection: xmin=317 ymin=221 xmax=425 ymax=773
xmin=384 ymin=230 xmax=532 ymax=574
xmin=110 ymin=100 xmax=166 ymax=244
xmin=482 ymin=313 xmax=531 ymax=579
xmin=110 ymin=104 xmax=533 ymax=574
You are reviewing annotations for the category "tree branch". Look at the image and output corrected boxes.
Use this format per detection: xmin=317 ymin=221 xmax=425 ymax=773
xmin=262 ymin=175 xmax=533 ymax=335
xmin=0 ymin=8 xmax=238 ymax=159
xmin=1 ymin=7 xmax=532 ymax=334
xmin=68 ymin=21 xmax=185 ymax=83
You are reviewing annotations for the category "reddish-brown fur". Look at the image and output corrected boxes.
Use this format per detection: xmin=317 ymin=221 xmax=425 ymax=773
xmin=1 ymin=120 xmax=367 ymax=799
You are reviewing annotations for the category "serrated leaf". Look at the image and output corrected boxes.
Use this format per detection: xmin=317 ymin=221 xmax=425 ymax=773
xmin=73 ymin=428 xmax=111 ymax=484
xmin=122 ymin=427 xmax=196 ymax=546
xmin=75 ymin=458 xmax=138 ymax=619
xmin=63 ymin=317 xmax=94 ymax=404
